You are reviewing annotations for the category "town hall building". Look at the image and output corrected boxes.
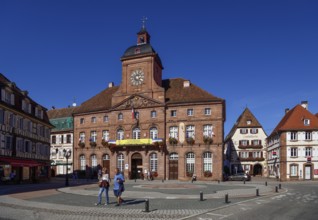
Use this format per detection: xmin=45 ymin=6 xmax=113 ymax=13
xmin=73 ymin=26 xmax=226 ymax=181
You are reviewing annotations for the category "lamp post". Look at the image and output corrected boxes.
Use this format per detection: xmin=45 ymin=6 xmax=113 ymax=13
xmin=63 ymin=149 xmax=72 ymax=186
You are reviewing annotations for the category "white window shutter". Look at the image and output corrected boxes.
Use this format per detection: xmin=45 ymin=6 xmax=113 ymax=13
xmin=287 ymin=132 xmax=291 ymax=141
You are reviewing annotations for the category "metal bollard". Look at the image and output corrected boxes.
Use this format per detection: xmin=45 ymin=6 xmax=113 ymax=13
xmin=218 ymin=180 xmax=220 ymax=184
xmin=144 ymin=199 xmax=150 ymax=212
xmin=200 ymin=191 xmax=203 ymax=201
xmin=135 ymin=178 xmax=136 ymax=182
xmin=279 ymin=183 xmax=281 ymax=189
xmin=244 ymin=180 xmax=246 ymax=184
xmin=275 ymin=186 xmax=278 ymax=193
xmin=225 ymin=193 xmax=229 ymax=203
xmin=256 ymin=188 xmax=259 ymax=196
xmin=162 ymin=179 xmax=164 ymax=183
xmin=265 ymin=181 xmax=267 ymax=186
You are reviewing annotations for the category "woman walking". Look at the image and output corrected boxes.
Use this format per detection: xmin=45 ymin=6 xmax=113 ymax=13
xmin=95 ymin=168 xmax=110 ymax=206
xmin=113 ymin=168 xmax=125 ymax=206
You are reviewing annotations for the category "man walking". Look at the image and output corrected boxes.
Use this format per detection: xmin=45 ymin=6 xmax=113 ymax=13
xmin=113 ymin=168 xmax=125 ymax=206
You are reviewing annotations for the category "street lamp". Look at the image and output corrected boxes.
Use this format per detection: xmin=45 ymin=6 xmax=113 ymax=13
xmin=63 ymin=149 xmax=72 ymax=186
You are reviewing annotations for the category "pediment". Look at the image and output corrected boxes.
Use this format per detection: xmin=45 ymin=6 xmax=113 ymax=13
xmin=112 ymin=94 xmax=163 ymax=110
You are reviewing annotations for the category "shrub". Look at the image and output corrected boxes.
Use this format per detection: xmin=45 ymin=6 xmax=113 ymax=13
xmin=204 ymin=170 xmax=212 ymax=177
xmin=169 ymin=137 xmax=178 ymax=145
xmin=78 ymin=142 xmax=85 ymax=148
xmin=186 ymin=137 xmax=195 ymax=145
xmin=203 ymin=136 xmax=213 ymax=144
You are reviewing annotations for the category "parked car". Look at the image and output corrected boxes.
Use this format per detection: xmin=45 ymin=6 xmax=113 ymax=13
xmin=228 ymin=173 xmax=251 ymax=181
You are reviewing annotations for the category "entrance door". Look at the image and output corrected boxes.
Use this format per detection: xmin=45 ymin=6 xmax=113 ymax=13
xmin=253 ymin=164 xmax=262 ymax=176
xmin=102 ymin=154 xmax=110 ymax=172
xmin=305 ymin=166 xmax=311 ymax=180
xmin=131 ymin=153 xmax=143 ymax=179
xmin=169 ymin=153 xmax=179 ymax=180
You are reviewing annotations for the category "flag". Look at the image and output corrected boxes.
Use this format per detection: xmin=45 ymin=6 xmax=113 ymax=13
xmin=132 ymin=107 xmax=135 ymax=119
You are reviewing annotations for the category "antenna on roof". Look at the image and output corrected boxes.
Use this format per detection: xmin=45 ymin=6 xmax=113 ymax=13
xmin=141 ymin=16 xmax=148 ymax=29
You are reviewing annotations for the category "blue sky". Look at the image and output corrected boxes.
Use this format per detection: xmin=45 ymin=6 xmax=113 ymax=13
xmin=1 ymin=0 xmax=317 ymax=135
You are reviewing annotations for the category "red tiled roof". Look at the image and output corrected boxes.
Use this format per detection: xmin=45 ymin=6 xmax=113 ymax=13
xmin=47 ymin=107 xmax=78 ymax=119
xmin=269 ymin=105 xmax=318 ymax=137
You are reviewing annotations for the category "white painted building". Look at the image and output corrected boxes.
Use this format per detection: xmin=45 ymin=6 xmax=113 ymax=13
xmin=224 ymin=108 xmax=267 ymax=176
xmin=267 ymin=101 xmax=318 ymax=181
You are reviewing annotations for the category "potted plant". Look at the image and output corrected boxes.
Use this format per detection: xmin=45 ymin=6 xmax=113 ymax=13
xmin=169 ymin=137 xmax=178 ymax=145
xmin=152 ymin=171 xmax=158 ymax=178
xmin=101 ymin=139 xmax=109 ymax=147
xmin=204 ymin=170 xmax=212 ymax=177
xmin=203 ymin=136 xmax=213 ymax=145
xmin=186 ymin=137 xmax=195 ymax=145
xmin=90 ymin=141 xmax=97 ymax=148
xmin=78 ymin=142 xmax=85 ymax=148
xmin=186 ymin=171 xmax=193 ymax=177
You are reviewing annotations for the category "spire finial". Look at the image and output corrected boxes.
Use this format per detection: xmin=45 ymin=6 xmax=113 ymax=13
xmin=141 ymin=16 xmax=148 ymax=29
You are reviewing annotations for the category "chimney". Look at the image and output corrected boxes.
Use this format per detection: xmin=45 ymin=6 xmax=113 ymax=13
xmin=108 ymin=82 xmax=114 ymax=88
xmin=301 ymin=101 xmax=308 ymax=110
xmin=285 ymin=108 xmax=289 ymax=114
xmin=183 ymin=80 xmax=190 ymax=88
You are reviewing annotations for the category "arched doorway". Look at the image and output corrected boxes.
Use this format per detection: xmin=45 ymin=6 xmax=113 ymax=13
xmin=102 ymin=154 xmax=110 ymax=172
xmin=131 ymin=153 xmax=143 ymax=179
xmin=253 ymin=164 xmax=263 ymax=176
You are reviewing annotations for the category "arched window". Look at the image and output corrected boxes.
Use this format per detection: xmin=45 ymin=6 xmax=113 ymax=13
xmin=133 ymin=127 xmax=141 ymax=139
xmin=186 ymin=152 xmax=195 ymax=174
xmin=186 ymin=125 xmax=195 ymax=138
xmin=102 ymin=154 xmax=110 ymax=160
xmin=117 ymin=153 xmax=124 ymax=172
xmin=150 ymin=153 xmax=158 ymax=172
xmin=118 ymin=113 xmax=123 ymax=120
xmin=117 ymin=129 xmax=124 ymax=140
xmin=91 ymin=154 xmax=97 ymax=170
xmin=149 ymin=127 xmax=158 ymax=139
xmin=169 ymin=126 xmax=178 ymax=139
xmin=203 ymin=152 xmax=212 ymax=172
xmin=169 ymin=153 xmax=178 ymax=160
xmin=80 ymin=155 xmax=86 ymax=170
xmin=102 ymin=130 xmax=109 ymax=141
xmin=151 ymin=110 xmax=157 ymax=118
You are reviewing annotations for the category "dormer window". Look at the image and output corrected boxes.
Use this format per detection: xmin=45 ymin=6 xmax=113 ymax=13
xmin=304 ymin=119 xmax=310 ymax=126
xmin=134 ymin=48 xmax=141 ymax=54
xmin=247 ymin=120 xmax=252 ymax=125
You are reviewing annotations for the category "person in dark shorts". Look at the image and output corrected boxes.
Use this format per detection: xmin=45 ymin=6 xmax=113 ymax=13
xmin=113 ymin=168 xmax=125 ymax=206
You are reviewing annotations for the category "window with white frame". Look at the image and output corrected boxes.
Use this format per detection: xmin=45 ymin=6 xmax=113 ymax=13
xmin=187 ymin=109 xmax=194 ymax=116
xmin=250 ymin=128 xmax=258 ymax=134
xmin=253 ymin=151 xmax=261 ymax=158
xmin=150 ymin=153 xmax=158 ymax=172
xmin=169 ymin=153 xmax=179 ymax=160
xmin=291 ymin=148 xmax=297 ymax=157
xmin=91 ymin=117 xmax=96 ymax=123
xmin=304 ymin=119 xmax=310 ymax=126
xmin=102 ymin=130 xmax=109 ymax=141
xmin=290 ymin=164 xmax=298 ymax=177
xmin=240 ymin=152 xmax=249 ymax=158
xmin=151 ymin=111 xmax=157 ymax=118
xmin=117 ymin=129 xmax=124 ymax=140
xmin=80 ymin=155 xmax=86 ymax=170
xmin=103 ymin=115 xmax=109 ymax=122
xmin=91 ymin=154 xmax=97 ymax=169
xmin=52 ymin=135 xmax=56 ymax=144
xmin=252 ymin=140 xmax=260 ymax=146
xmin=149 ymin=127 xmax=158 ymax=139
xmin=186 ymin=125 xmax=195 ymax=138
xmin=186 ymin=152 xmax=195 ymax=174
xmin=290 ymin=132 xmax=297 ymax=141
xmin=305 ymin=147 xmax=312 ymax=157
xmin=132 ymin=127 xmax=141 ymax=139
xmin=79 ymin=132 xmax=85 ymax=142
xmin=240 ymin=128 xmax=248 ymax=134
xmin=118 ymin=113 xmax=123 ymax=120
xmin=169 ymin=126 xmax=178 ymax=139
xmin=66 ymin=134 xmax=71 ymax=144
xmin=203 ymin=125 xmax=213 ymax=137
xmin=240 ymin=140 xmax=249 ymax=146
xmin=204 ymin=108 xmax=211 ymax=115
xmin=203 ymin=152 xmax=212 ymax=172
xmin=117 ymin=153 xmax=124 ymax=172
xmin=171 ymin=110 xmax=177 ymax=117
xmin=305 ymin=132 xmax=312 ymax=140
xmin=90 ymin=131 xmax=97 ymax=142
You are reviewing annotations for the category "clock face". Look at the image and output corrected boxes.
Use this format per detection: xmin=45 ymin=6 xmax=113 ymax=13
xmin=130 ymin=69 xmax=144 ymax=86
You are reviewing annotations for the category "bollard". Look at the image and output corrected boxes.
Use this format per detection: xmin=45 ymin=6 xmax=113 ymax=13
xmin=279 ymin=183 xmax=281 ymax=189
xmin=225 ymin=193 xmax=229 ymax=203
xmin=218 ymin=180 xmax=220 ymax=184
xmin=200 ymin=191 xmax=203 ymax=201
xmin=265 ymin=181 xmax=267 ymax=186
xmin=162 ymin=179 xmax=164 ymax=183
xmin=256 ymin=188 xmax=259 ymax=196
xmin=275 ymin=186 xmax=278 ymax=193
xmin=244 ymin=180 xmax=246 ymax=184
xmin=144 ymin=199 xmax=150 ymax=212
xmin=135 ymin=178 xmax=136 ymax=182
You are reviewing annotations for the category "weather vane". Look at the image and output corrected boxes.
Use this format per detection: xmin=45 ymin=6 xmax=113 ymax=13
xmin=141 ymin=16 xmax=148 ymax=29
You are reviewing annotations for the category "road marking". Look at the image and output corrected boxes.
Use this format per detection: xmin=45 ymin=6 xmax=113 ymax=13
xmin=207 ymin=212 xmax=234 ymax=219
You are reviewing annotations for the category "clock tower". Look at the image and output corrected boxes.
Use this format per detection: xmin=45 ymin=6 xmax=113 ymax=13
xmin=112 ymin=25 xmax=165 ymax=106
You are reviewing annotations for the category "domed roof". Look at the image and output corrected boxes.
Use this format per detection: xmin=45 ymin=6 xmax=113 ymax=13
xmin=122 ymin=43 xmax=156 ymax=58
